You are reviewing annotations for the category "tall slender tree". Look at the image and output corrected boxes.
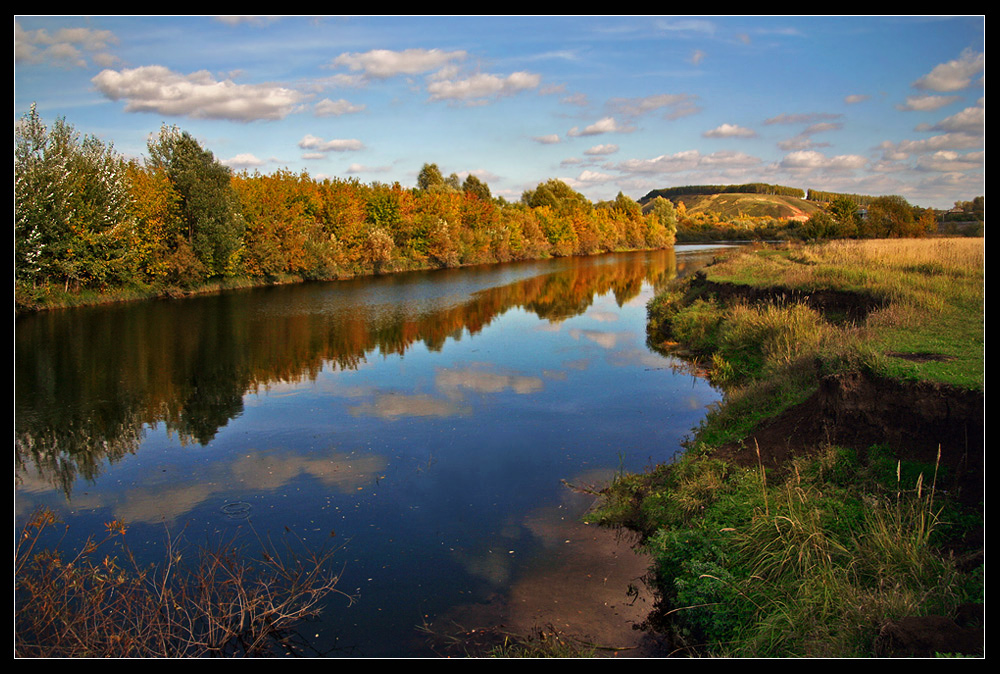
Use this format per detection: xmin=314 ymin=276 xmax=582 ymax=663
xmin=146 ymin=125 xmax=244 ymax=278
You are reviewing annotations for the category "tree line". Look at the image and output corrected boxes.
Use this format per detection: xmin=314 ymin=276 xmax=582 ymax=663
xmin=641 ymin=183 xmax=806 ymax=202
xmin=15 ymin=106 xmax=677 ymax=309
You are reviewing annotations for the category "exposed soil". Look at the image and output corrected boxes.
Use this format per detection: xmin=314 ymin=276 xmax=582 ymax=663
xmin=678 ymin=274 xmax=983 ymax=504
xmin=694 ymin=274 xmax=887 ymax=323
xmin=714 ymin=370 xmax=984 ymax=504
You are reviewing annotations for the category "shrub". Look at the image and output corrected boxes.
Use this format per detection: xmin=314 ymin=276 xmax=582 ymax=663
xmin=15 ymin=508 xmax=349 ymax=657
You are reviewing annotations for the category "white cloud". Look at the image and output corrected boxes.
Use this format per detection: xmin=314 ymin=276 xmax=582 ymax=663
xmin=844 ymin=94 xmax=870 ymax=104
xmin=912 ymin=49 xmax=984 ymax=92
xmin=568 ymin=116 xmax=629 ymax=137
xmin=914 ymin=150 xmax=984 ymax=173
xmin=315 ymin=98 xmax=366 ymax=117
xmin=426 ymin=71 xmax=541 ymax=103
xmin=896 ymin=94 xmax=961 ymax=112
xmin=880 ymin=130 xmax=984 ymax=159
xmin=614 ymin=149 xmax=760 ymax=175
xmin=223 ymin=153 xmax=266 ymax=168
xmin=584 ymin=144 xmax=619 ymax=156
xmin=780 ymin=150 xmax=868 ymax=171
xmin=297 ymin=134 xmax=364 ymax=153
xmin=931 ymin=103 xmax=985 ymax=135
xmin=703 ymin=123 xmax=756 ymax=139
xmin=533 ymin=134 xmax=561 ymax=145
xmin=92 ymin=65 xmax=305 ymax=122
xmin=330 ymin=48 xmax=467 ymax=79
xmin=15 ymin=21 xmax=119 ymax=68
xmin=576 ymin=169 xmax=615 ymax=183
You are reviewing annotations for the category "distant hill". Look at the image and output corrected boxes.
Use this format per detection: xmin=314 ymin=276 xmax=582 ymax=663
xmin=642 ymin=191 xmax=823 ymax=222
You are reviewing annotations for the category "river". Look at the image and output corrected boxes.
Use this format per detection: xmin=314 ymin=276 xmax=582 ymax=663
xmin=15 ymin=245 xmax=730 ymax=657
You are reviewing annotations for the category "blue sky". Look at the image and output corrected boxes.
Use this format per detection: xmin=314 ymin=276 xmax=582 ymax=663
xmin=15 ymin=15 xmax=984 ymax=209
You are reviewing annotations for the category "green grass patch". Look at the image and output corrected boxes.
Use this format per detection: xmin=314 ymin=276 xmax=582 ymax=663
xmin=591 ymin=446 xmax=982 ymax=657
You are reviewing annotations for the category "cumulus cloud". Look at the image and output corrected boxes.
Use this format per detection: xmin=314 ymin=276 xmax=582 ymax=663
xmin=703 ymin=123 xmax=756 ymax=139
xmin=896 ymin=94 xmax=961 ymax=111
xmin=844 ymin=94 xmax=870 ymax=104
xmin=15 ymin=21 xmax=119 ymax=68
xmin=913 ymin=150 xmax=984 ymax=173
xmin=533 ymin=134 xmax=561 ymax=145
xmin=91 ymin=65 xmax=305 ymax=122
xmin=930 ymin=102 xmax=985 ymax=135
xmin=223 ymin=153 xmax=267 ymax=169
xmin=426 ymin=71 xmax=541 ymax=103
xmin=568 ymin=116 xmax=631 ymax=137
xmin=330 ymin=48 xmax=467 ymax=79
xmin=912 ymin=49 xmax=984 ymax=92
xmin=314 ymin=98 xmax=366 ymax=117
xmin=780 ymin=150 xmax=868 ymax=171
xmin=614 ymin=149 xmax=760 ymax=175
xmin=575 ymin=169 xmax=616 ymax=183
xmin=298 ymin=134 xmax=364 ymax=153
xmin=879 ymin=130 xmax=984 ymax=160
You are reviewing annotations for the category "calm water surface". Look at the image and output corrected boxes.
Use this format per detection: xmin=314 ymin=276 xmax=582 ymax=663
xmin=15 ymin=245 xmax=730 ymax=656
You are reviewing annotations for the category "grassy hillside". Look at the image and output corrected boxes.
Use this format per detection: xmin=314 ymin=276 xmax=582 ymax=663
xmin=672 ymin=192 xmax=824 ymax=221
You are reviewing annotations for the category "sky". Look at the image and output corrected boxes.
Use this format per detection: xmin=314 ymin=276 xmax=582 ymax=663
xmin=14 ymin=15 xmax=985 ymax=210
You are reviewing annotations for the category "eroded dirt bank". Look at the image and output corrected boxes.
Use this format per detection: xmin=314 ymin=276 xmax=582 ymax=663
xmin=715 ymin=370 xmax=984 ymax=503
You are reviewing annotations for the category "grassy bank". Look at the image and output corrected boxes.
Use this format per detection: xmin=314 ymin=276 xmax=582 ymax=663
xmin=590 ymin=238 xmax=984 ymax=657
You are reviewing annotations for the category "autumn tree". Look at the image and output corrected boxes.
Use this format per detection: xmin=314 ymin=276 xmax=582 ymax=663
xmin=864 ymin=195 xmax=919 ymax=238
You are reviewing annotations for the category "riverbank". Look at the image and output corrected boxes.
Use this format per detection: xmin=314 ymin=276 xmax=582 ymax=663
xmin=589 ymin=238 xmax=984 ymax=657
xmin=14 ymin=244 xmax=673 ymax=315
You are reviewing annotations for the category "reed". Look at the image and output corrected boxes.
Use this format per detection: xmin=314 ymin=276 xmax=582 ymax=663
xmin=14 ymin=508 xmax=350 ymax=657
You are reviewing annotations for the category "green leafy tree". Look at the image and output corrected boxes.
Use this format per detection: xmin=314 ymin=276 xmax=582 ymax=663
xmin=15 ymin=104 xmax=76 ymax=285
xmin=462 ymin=174 xmax=492 ymax=201
xmin=827 ymin=196 xmax=859 ymax=233
xmin=521 ymin=179 xmax=591 ymax=213
xmin=15 ymin=104 xmax=135 ymax=290
xmin=416 ymin=163 xmax=445 ymax=191
xmin=146 ymin=125 xmax=244 ymax=278
xmin=648 ymin=197 xmax=678 ymax=238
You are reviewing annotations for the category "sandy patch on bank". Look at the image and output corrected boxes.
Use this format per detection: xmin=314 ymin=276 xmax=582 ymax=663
xmin=419 ymin=476 xmax=668 ymax=657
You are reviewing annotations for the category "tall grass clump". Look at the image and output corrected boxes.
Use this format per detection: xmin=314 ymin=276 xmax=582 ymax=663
xmin=615 ymin=446 xmax=978 ymax=657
